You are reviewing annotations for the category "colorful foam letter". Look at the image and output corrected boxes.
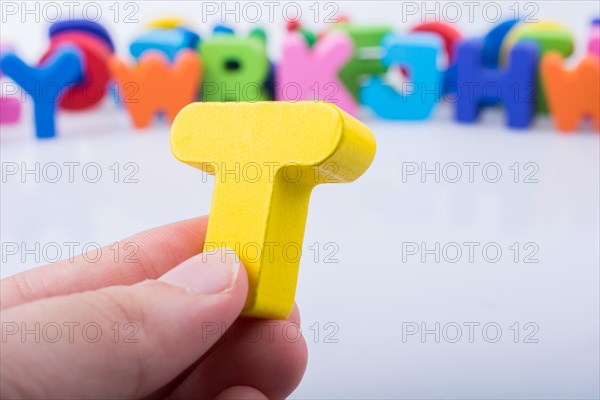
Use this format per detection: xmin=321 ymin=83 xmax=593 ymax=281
xmin=455 ymin=39 xmax=539 ymax=129
xmin=130 ymin=28 xmax=200 ymax=61
xmin=213 ymin=25 xmax=235 ymax=35
xmin=332 ymin=25 xmax=392 ymax=101
xmin=412 ymin=22 xmax=462 ymax=62
xmin=109 ymin=50 xmax=201 ymax=128
xmin=200 ymin=34 xmax=270 ymax=101
xmin=247 ymin=28 xmax=276 ymax=99
xmin=147 ymin=18 xmax=187 ymax=29
xmin=1 ymin=46 xmax=83 ymax=138
xmin=0 ymin=97 xmax=20 ymax=124
xmin=277 ymin=31 xmax=357 ymax=115
xmin=170 ymin=102 xmax=376 ymax=319
xmin=50 ymin=19 xmax=115 ymax=51
xmin=361 ymin=33 xmax=443 ymax=120
xmin=42 ymin=20 xmax=114 ymax=111
xmin=0 ymin=44 xmax=21 ymax=125
xmin=411 ymin=22 xmax=463 ymax=95
xmin=0 ymin=44 xmax=14 ymax=67
xmin=502 ymin=22 xmax=574 ymax=113
xmin=588 ymin=22 xmax=600 ymax=60
xmin=40 ymin=31 xmax=112 ymax=110
xmin=482 ymin=19 xmax=520 ymax=68
xmin=541 ymin=53 xmax=600 ymax=132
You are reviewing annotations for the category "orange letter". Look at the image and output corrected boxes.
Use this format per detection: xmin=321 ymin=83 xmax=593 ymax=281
xmin=541 ymin=53 xmax=600 ymax=132
xmin=109 ymin=50 xmax=201 ymax=128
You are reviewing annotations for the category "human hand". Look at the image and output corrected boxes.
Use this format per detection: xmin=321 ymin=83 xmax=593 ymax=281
xmin=0 ymin=216 xmax=308 ymax=399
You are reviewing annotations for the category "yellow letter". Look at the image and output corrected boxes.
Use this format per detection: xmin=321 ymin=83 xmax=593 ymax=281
xmin=171 ymin=101 xmax=376 ymax=319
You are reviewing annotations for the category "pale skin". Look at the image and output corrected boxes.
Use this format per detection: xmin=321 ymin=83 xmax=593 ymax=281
xmin=0 ymin=216 xmax=308 ymax=399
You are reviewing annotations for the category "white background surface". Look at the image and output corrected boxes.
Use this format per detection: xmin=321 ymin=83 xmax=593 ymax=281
xmin=1 ymin=1 xmax=600 ymax=399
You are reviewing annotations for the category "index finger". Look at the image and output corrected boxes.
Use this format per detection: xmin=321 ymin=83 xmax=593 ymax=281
xmin=0 ymin=216 xmax=208 ymax=310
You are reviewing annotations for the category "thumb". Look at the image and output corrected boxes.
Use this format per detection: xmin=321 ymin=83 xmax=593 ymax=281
xmin=0 ymin=249 xmax=247 ymax=400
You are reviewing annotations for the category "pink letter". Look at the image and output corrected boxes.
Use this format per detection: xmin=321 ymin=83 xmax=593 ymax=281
xmin=277 ymin=32 xmax=357 ymax=116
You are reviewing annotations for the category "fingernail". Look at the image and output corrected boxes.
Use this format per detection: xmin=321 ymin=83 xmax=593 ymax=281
xmin=159 ymin=249 xmax=240 ymax=294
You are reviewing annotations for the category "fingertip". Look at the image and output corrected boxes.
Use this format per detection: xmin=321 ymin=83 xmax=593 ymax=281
xmin=158 ymin=249 xmax=246 ymax=296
